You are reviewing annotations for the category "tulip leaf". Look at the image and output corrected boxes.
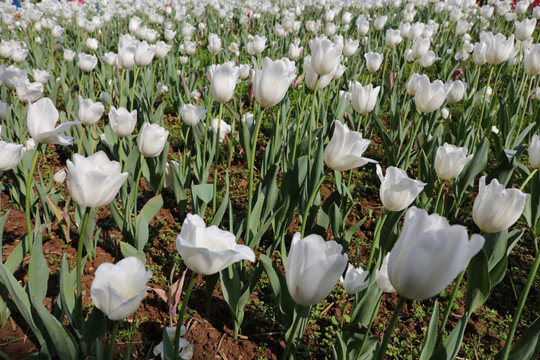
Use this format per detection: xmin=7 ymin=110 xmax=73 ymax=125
xmin=120 ymin=241 xmax=146 ymax=263
xmin=419 ymin=301 xmax=440 ymax=360
xmin=191 ymin=184 xmax=213 ymax=217
xmin=259 ymin=254 xmax=295 ymax=325
xmin=453 ymin=139 xmax=489 ymax=207
xmin=28 ymin=233 xmax=48 ymax=305
xmin=494 ymin=316 xmax=540 ymax=360
xmin=162 ymin=326 xmax=175 ymax=360
xmin=59 ymin=255 xmax=80 ymax=332
xmin=522 ymin=170 xmax=540 ymax=238
xmin=212 ymin=173 xmax=229 ymax=227
xmin=488 ymin=230 xmax=522 ymax=288
xmin=32 ymin=302 xmax=78 ymax=360
xmin=350 ymin=282 xmax=383 ymax=327
xmin=139 ymin=194 xmax=163 ymax=225
xmin=465 ymin=251 xmax=490 ymax=314
xmin=82 ymin=307 xmax=106 ymax=356
xmin=430 ymin=314 xmax=468 ymax=360
xmin=0 ymin=211 xmax=10 ymax=260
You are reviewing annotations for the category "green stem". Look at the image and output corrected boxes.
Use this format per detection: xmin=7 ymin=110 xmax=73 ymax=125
xmin=437 ymin=269 xmax=465 ymax=344
xmin=478 ymin=65 xmax=494 ymax=136
xmin=282 ymin=305 xmax=310 ymax=360
xmin=520 ymin=169 xmax=538 ymax=191
xmin=516 ymin=76 xmax=534 ymax=137
xmin=173 ymin=275 xmax=197 ymax=360
xmin=212 ymin=103 xmax=224 ymax=216
xmin=376 ymin=296 xmax=406 ymax=360
xmin=107 ymin=320 xmax=121 ymax=360
xmin=25 ymin=148 xmax=40 ymax=251
xmin=245 ymin=106 xmax=265 ymax=247
xmin=501 ymin=247 xmax=540 ymax=360
xmin=403 ymin=114 xmax=423 ymax=170
xmin=291 ymin=91 xmax=311 ymax=162
xmin=130 ymin=66 xmax=141 ymax=111
xmin=366 ymin=211 xmax=388 ymax=271
xmin=300 ymin=174 xmax=326 ymax=237
xmin=76 ymin=207 xmax=91 ymax=297
xmin=433 ymin=180 xmax=445 ymax=214
xmin=133 ymin=156 xmax=145 ymax=222
xmin=119 ymin=68 xmax=125 ymax=108
xmin=308 ymin=79 xmax=321 ymax=161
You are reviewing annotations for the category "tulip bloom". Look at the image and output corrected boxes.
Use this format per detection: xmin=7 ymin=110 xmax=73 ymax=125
xmin=286 ymin=233 xmax=348 ymax=306
xmin=67 ymin=151 xmax=128 ymax=209
xmin=309 ymin=37 xmax=343 ymax=76
xmin=340 ymin=264 xmax=369 ymax=294
xmin=304 ymin=56 xmax=335 ymax=91
xmin=529 ymin=135 xmax=540 ymax=170
xmin=77 ymin=53 xmax=98 ymax=72
xmin=138 ymin=122 xmax=169 ymax=157
xmin=247 ymin=35 xmax=267 ymax=55
xmin=434 ymin=143 xmax=473 ymax=180
xmin=524 ymin=44 xmax=540 ymax=76
xmin=484 ymin=32 xmax=515 ymax=65
xmin=134 ymin=41 xmax=157 ymax=67
xmin=175 ymin=214 xmax=255 ymax=275
xmin=180 ymin=104 xmax=207 ymax=126
xmin=343 ymin=39 xmax=359 ymax=57
xmin=208 ymin=63 xmax=239 ymax=104
xmin=324 ymin=121 xmax=376 ymax=171
xmin=0 ymin=141 xmax=25 ymax=171
xmin=109 ymin=106 xmax=137 ymax=137
xmin=472 ymin=176 xmax=529 ymax=233
xmin=411 ymin=37 xmax=430 ymax=60
xmin=515 ymin=18 xmax=536 ymax=41
xmin=376 ymin=254 xmax=396 ymax=293
xmin=414 ymin=78 xmax=447 ymax=113
xmin=252 ymin=57 xmax=296 ymax=108
xmin=376 ymin=164 xmax=426 ymax=212
xmin=364 ymin=52 xmax=383 ymax=73
xmin=27 ymin=98 xmax=79 ymax=145
xmin=387 ymin=207 xmax=484 ymax=300
xmin=445 ymin=80 xmax=467 ymax=104
xmin=77 ymin=96 xmax=105 ymax=126
xmin=350 ymin=82 xmax=380 ymax=115
xmin=91 ymin=257 xmax=152 ymax=321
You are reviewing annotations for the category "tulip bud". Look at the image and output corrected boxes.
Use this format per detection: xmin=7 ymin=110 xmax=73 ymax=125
xmin=324 ymin=121 xmax=376 ymax=171
xmin=472 ymin=176 xmax=529 ymax=233
xmin=445 ymin=80 xmax=467 ymax=103
xmin=53 ymin=168 xmax=66 ymax=183
xmin=286 ymin=233 xmax=348 ymax=306
xmin=376 ymin=164 xmax=426 ymax=211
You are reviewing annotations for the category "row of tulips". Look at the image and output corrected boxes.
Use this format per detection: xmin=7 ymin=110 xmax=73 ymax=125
xmin=0 ymin=0 xmax=540 ymax=359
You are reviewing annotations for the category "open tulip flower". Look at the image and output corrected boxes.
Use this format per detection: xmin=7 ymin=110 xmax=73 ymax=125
xmin=472 ymin=176 xmax=529 ymax=233
xmin=388 ymin=207 xmax=484 ymax=300
xmin=324 ymin=121 xmax=376 ymax=171
xmin=66 ymin=151 xmax=128 ymax=209
xmin=286 ymin=232 xmax=348 ymax=306
xmin=175 ymin=214 xmax=255 ymax=275
xmin=91 ymin=256 xmax=152 ymax=321
xmin=0 ymin=140 xmax=25 ymax=171
xmin=27 ymin=97 xmax=80 ymax=145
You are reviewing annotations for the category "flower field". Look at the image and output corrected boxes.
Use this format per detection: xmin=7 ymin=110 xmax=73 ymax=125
xmin=0 ymin=0 xmax=539 ymax=359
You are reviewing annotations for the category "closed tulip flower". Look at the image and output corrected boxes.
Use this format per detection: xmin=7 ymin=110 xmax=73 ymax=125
xmin=252 ymin=57 xmax=296 ymax=108
xmin=180 ymin=104 xmax=207 ymax=126
xmin=175 ymin=214 xmax=255 ymax=275
xmin=406 ymin=73 xmax=428 ymax=96
xmin=340 ymin=264 xmax=369 ymax=294
xmin=27 ymin=98 xmax=79 ymax=145
xmin=139 ymin=122 xmax=169 ymax=157
xmin=63 ymin=49 xmax=76 ymax=62
xmin=0 ymin=141 xmax=25 ymax=171
xmin=364 ymin=52 xmax=383 ymax=73
xmin=515 ymin=19 xmax=536 ymax=41
xmin=286 ymin=233 xmax=348 ymax=306
xmin=304 ymin=56 xmax=335 ymax=90
xmin=109 ymin=106 xmax=137 ymax=137
xmin=155 ymin=41 xmax=172 ymax=59
xmin=247 ymin=35 xmax=267 ymax=55
xmin=208 ymin=63 xmax=239 ymax=104
xmin=376 ymin=164 xmax=426 ymax=211
xmin=134 ymin=41 xmax=157 ymax=67
xmin=524 ymin=44 xmax=540 ymax=76
xmin=414 ymin=78 xmax=447 ymax=113
xmin=445 ymin=80 xmax=467 ymax=103
xmin=77 ymin=96 xmax=105 ymax=126
xmin=473 ymin=42 xmax=487 ymax=66
xmin=350 ymin=82 xmax=380 ymax=115
xmin=484 ymin=32 xmax=515 ymax=65
xmin=118 ymin=44 xmax=136 ymax=69
xmin=420 ymin=51 xmax=437 ymax=68
xmin=385 ymin=29 xmax=402 ymax=47
xmin=67 ymin=151 xmax=128 ymax=209
xmin=435 ymin=143 xmax=473 ymax=180
xmin=77 ymin=53 xmax=98 ymax=72
xmin=288 ymin=43 xmax=303 ymax=60
xmin=472 ymin=176 xmax=529 ymax=233
xmin=376 ymin=254 xmax=396 ymax=293
xmin=309 ymin=36 xmax=343 ymax=76
xmin=207 ymin=33 xmax=222 ymax=55
xmin=529 ymin=135 xmax=540 ymax=170
xmin=91 ymin=257 xmax=152 ymax=321
xmin=343 ymin=39 xmax=359 ymax=57
xmin=86 ymin=37 xmax=98 ymax=51
xmin=411 ymin=37 xmax=430 ymax=59
xmin=324 ymin=121 xmax=376 ymax=171
xmin=388 ymin=207 xmax=484 ymax=300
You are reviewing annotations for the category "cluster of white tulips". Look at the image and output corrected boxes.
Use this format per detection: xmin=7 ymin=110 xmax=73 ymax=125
xmin=0 ymin=0 xmax=539 ymax=359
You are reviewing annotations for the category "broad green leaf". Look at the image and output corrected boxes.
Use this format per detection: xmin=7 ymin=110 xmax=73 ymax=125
xmin=419 ymin=301 xmax=440 ymax=360
xmin=495 ymin=317 xmax=540 ymax=360
xmin=28 ymin=234 xmax=48 ymax=305
xmin=465 ymin=251 xmax=490 ymax=313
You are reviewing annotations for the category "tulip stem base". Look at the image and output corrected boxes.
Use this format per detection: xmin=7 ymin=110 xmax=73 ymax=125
xmin=25 ymin=148 xmax=40 ymax=254
xmin=173 ymin=274 xmax=197 ymax=360
xmin=437 ymin=269 xmax=465 ymax=344
xmin=377 ymin=296 xmax=406 ymax=360
xmin=107 ymin=320 xmax=121 ymax=360
xmin=501 ymin=246 xmax=540 ymax=360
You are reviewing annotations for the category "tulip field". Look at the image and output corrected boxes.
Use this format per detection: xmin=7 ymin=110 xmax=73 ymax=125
xmin=1 ymin=0 xmax=540 ymax=358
